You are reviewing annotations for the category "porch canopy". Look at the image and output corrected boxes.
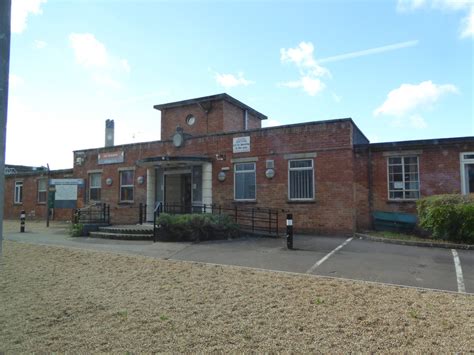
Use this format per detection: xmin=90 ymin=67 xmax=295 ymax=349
xmin=136 ymin=155 xmax=212 ymax=168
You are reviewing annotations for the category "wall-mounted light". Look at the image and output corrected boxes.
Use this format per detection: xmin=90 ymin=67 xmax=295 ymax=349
xmin=106 ymin=178 xmax=113 ymax=186
xmin=265 ymin=168 xmax=275 ymax=179
xmin=217 ymin=171 xmax=226 ymax=182
xmin=137 ymin=176 xmax=144 ymax=185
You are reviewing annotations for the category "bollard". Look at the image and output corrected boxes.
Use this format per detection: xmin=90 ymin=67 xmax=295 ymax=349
xmin=20 ymin=210 xmax=26 ymax=233
xmin=286 ymin=213 xmax=293 ymax=249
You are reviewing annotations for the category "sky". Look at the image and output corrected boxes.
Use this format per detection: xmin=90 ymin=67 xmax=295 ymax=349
xmin=6 ymin=0 xmax=474 ymax=169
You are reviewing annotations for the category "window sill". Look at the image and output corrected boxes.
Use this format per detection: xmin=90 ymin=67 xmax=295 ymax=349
xmin=286 ymin=200 xmax=316 ymax=204
xmin=37 ymin=202 xmax=46 ymax=205
xmin=387 ymin=199 xmax=418 ymax=204
xmin=14 ymin=203 xmax=23 ymax=206
xmin=232 ymin=200 xmax=257 ymax=204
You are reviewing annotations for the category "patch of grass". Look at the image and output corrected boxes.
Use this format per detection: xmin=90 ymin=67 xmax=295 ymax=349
xmin=311 ymin=297 xmax=325 ymax=305
xmin=365 ymin=230 xmax=466 ymax=244
xmin=160 ymin=315 xmax=168 ymax=321
xmin=409 ymin=309 xmax=419 ymax=319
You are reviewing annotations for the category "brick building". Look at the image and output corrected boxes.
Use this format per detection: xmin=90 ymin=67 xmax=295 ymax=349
xmin=4 ymin=93 xmax=474 ymax=235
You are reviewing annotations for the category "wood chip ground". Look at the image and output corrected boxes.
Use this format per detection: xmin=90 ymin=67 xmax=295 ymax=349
xmin=0 ymin=240 xmax=473 ymax=352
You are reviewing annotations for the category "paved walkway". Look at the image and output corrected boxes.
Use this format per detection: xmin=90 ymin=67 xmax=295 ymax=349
xmin=2 ymin=220 xmax=472 ymax=294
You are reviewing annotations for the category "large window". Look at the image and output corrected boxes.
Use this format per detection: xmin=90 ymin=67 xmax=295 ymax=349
xmin=120 ymin=170 xmax=134 ymax=202
xmin=234 ymin=162 xmax=256 ymax=200
xmin=388 ymin=156 xmax=420 ymax=200
xmin=288 ymin=159 xmax=314 ymax=200
xmin=89 ymin=173 xmax=102 ymax=201
xmin=461 ymin=152 xmax=474 ymax=195
xmin=37 ymin=179 xmax=47 ymax=203
xmin=14 ymin=181 xmax=23 ymax=204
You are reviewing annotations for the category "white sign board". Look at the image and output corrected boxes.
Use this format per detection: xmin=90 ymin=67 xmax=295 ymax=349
xmin=55 ymin=184 xmax=78 ymax=201
xmin=394 ymin=182 xmax=404 ymax=189
xmin=50 ymin=178 xmax=84 ymax=186
xmin=233 ymin=136 xmax=250 ymax=153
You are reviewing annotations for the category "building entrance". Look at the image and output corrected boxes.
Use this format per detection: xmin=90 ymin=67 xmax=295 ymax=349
xmin=164 ymin=173 xmax=192 ymax=213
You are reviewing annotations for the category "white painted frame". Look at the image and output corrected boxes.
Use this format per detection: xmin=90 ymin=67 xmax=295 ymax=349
xmin=460 ymin=152 xmax=474 ymax=195
xmin=287 ymin=159 xmax=315 ymax=201
xmin=234 ymin=162 xmax=256 ymax=201
xmin=386 ymin=155 xmax=421 ymax=201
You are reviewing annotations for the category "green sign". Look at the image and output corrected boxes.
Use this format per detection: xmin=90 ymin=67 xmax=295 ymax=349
xmin=48 ymin=191 xmax=55 ymax=208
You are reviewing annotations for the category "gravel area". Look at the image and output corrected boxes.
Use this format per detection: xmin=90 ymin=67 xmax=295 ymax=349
xmin=0 ymin=240 xmax=473 ymax=352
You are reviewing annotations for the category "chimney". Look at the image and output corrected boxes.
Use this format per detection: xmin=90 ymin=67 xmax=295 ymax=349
xmin=105 ymin=119 xmax=114 ymax=147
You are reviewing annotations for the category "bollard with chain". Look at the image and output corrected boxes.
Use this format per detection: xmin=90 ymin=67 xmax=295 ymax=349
xmin=20 ymin=210 xmax=26 ymax=233
xmin=286 ymin=213 xmax=293 ymax=249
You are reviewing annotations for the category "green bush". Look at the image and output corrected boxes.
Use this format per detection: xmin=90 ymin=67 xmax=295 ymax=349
xmin=156 ymin=213 xmax=239 ymax=242
xmin=417 ymin=194 xmax=474 ymax=243
xmin=69 ymin=223 xmax=84 ymax=237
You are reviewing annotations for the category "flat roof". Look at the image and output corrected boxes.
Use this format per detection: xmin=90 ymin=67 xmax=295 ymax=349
xmin=153 ymin=93 xmax=268 ymax=120
xmin=357 ymin=136 xmax=474 ymax=150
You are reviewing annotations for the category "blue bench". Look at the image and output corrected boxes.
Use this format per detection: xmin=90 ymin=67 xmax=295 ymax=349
xmin=373 ymin=211 xmax=417 ymax=232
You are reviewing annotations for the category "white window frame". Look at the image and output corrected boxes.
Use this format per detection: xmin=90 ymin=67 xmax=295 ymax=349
xmin=89 ymin=173 xmax=102 ymax=201
xmin=387 ymin=156 xmax=420 ymax=201
xmin=460 ymin=152 xmax=474 ymax=195
xmin=234 ymin=162 xmax=256 ymax=201
xmin=288 ymin=159 xmax=315 ymax=201
xmin=37 ymin=179 xmax=47 ymax=204
xmin=14 ymin=181 xmax=23 ymax=204
xmin=119 ymin=170 xmax=134 ymax=202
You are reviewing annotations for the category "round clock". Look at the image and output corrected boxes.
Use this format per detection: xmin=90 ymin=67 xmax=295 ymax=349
xmin=172 ymin=132 xmax=184 ymax=147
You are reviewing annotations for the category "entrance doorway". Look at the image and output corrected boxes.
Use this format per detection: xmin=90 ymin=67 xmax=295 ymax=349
xmin=164 ymin=173 xmax=192 ymax=213
xmin=461 ymin=152 xmax=474 ymax=194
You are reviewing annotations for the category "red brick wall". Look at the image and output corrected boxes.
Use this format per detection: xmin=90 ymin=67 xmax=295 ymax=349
xmin=4 ymin=170 xmax=76 ymax=221
xmin=222 ymin=100 xmax=262 ymax=132
xmin=370 ymin=142 xmax=474 ymax=215
xmin=74 ymin=120 xmax=356 ymax=234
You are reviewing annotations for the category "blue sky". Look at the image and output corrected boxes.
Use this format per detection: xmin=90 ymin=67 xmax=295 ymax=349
xmin=7 ymin=0 xmax=474 ymax=169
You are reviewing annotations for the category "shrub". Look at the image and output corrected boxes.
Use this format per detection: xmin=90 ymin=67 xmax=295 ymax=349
xmin=156 ymin=213 xmax=239 ymax=242
xmin=417 ymin=194 xmax=474 ymax=243
xmin=69 ymin=223 xmax=84 ymax=237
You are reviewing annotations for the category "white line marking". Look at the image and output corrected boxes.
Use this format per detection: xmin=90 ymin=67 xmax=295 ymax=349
xmin=452 ymin=249 xmax=466 ymax=293
xmin=306 ymin=237 xmax=353 ymax=274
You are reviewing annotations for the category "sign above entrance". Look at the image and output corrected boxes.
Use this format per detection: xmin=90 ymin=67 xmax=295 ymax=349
xmin=98 ymin=151 xmax=124 ymax=165
xmin=233 ymin=136 xmax=250 ymax=153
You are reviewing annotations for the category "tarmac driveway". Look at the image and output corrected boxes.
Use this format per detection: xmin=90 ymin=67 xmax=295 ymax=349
xmin=3 ymin=223 xmax=472 ymax=294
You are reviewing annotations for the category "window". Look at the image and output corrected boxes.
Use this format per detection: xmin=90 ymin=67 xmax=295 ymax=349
xmin=234 ymin=162 xmax=256 ymax=200
xmin=89 ymin=173 xmax=102 ymax=201
xmin=461 ymin=152 xmax=474 ymax=195
xmin=288 ymin=159 xmax=314 ymax=200
xmin=388 ymin=156 xmax=420 ymax=200
xmin=120 ymin=170 xmax=134 ymax=202
xmin=37 ymin=179 xmax=47 ymax=203
xmin=14 ymin=181 xmax=23 ymax=204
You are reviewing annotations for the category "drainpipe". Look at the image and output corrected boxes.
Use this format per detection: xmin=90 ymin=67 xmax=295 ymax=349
xmin=368 ymin=146 xmax=374 ymax=229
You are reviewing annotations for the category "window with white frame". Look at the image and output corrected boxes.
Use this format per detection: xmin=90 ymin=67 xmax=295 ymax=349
xmin=388 ymin=156 xmax=420 ymax=200
xmin=120 ymin=170 xmax=134 ymax=202
xmin=288 ymin=159 xmax=314 ymax=200
xmin=234 ymin=162 xmax=256 ymax=200
xmin=37 ymin=179 xmax=47 ymax=203
xmin=14 ymin=181 xmax=23 ymax=204
xmin=460 ymin=152 xmax=474 ymax=195
xmin=89 ymin=173 xmax=102 ymax=201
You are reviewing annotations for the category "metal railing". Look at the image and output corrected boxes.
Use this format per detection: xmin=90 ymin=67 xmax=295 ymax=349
xmin=154 ymin=202 xmax=285 ymax=237
xmin=74 ymin=203 xmax=110 ymax=224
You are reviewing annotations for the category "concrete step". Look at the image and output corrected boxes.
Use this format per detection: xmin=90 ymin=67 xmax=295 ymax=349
xmin=98 ymin=225 xmax=154 ymax=235
xmin=89 ymin=231 xmax=153 ymax=240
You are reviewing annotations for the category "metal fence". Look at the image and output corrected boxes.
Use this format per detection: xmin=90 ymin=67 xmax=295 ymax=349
xmin=74 ymin=203 xmax=110 ymax=224
xmin=156 ymin=202 xmax=285 ymax=237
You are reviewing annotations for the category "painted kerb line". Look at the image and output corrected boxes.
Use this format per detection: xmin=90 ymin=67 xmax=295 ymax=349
xmin=451 ymin=249 xmax=466 ymax=293
xmin=306 ymin=237 xmax=353 ymax=274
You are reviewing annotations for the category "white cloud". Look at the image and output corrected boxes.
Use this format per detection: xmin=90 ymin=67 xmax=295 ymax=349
xmin=9 ymin=74 xmax=24 ymax=89
xmin=409 ymin=114 xmax=428 ymax=128
xmin=279 ymin=42 xmax=330 ymax=96
xmin=262 ymin=118 xmax=283 ymax=128
xmin=460 ymin=7 xmax=474 ymax=38
xmin=69 ymin=33 xmax=109 ymax=68
xmin=396 ymin=0 xmax=473 ymax=38
xmin=33 ymin=40 xmax=47 ymax=49
xmin=279 ymin=76 xmax=325 ymax=96
xmin=215 ymin=72 xmax=254 ymax=88
xmin=374 ymin=81 xmax=458 ymax=117
xmin=69 ymin=33 xmax=130 ymax=89
xmin=12 ymin=0 xmax=46 ymax=34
